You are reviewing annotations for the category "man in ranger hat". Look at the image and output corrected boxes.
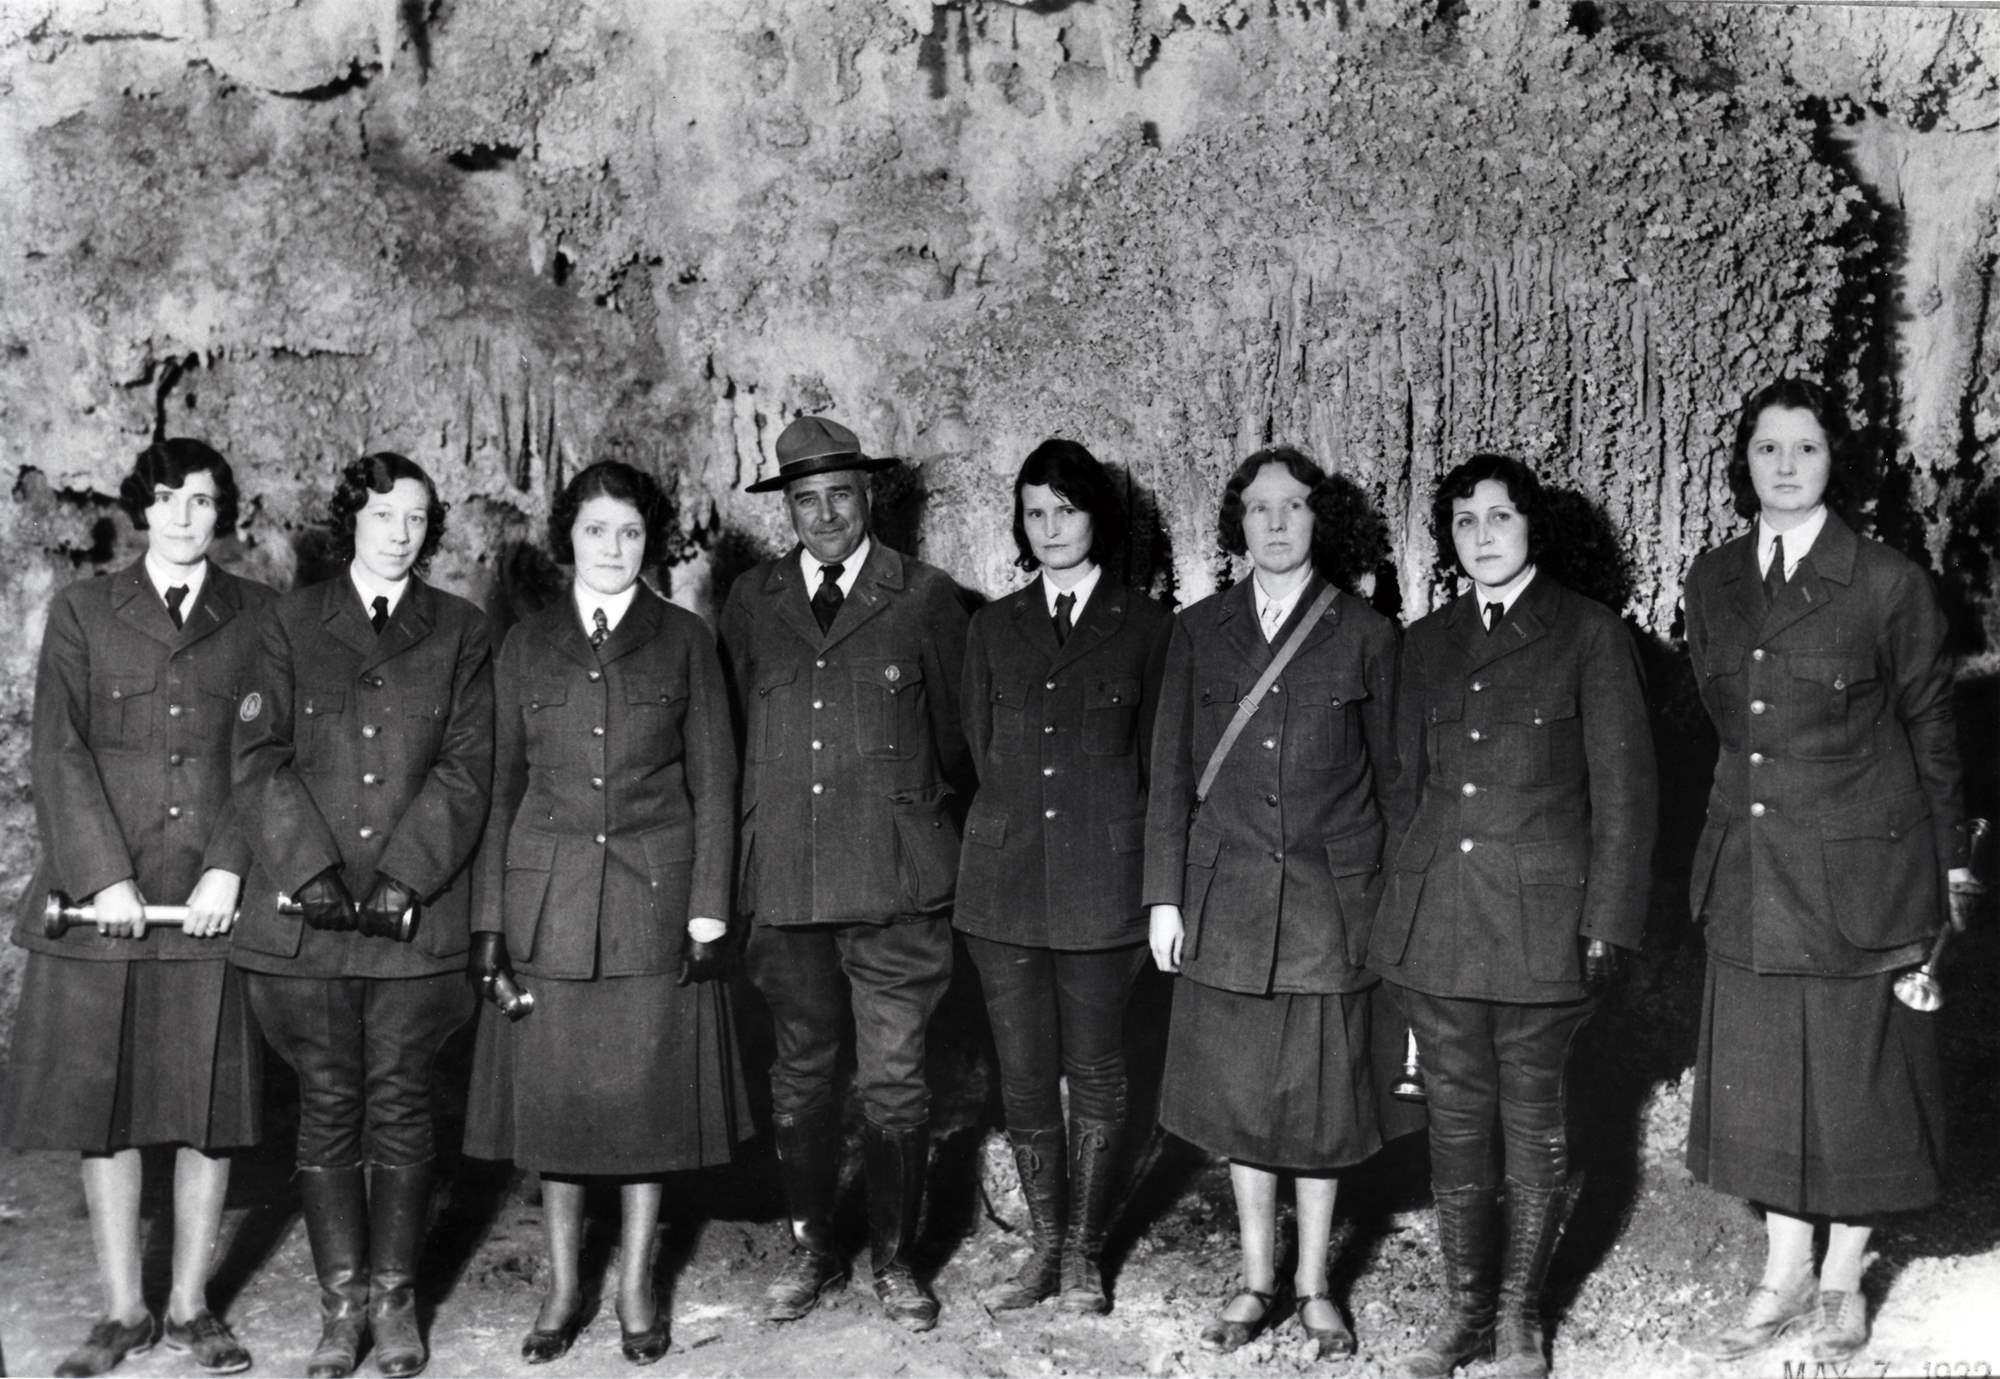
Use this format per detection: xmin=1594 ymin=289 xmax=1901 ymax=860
xmin=720 ymin=414 xmax=973 ymax=1332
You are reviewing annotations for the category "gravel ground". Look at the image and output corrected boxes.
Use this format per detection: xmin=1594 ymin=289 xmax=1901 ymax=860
xmin=4 ymin=931 xmax=1996 ymax=1379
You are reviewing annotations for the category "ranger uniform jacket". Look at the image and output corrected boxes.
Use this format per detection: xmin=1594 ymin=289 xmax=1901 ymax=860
xmin=719 ymin=541 xmax=972 ymax=927
xmin=1684 ymin=513 xmax=1969 ymax=975
xmin=230 ymin=573 xmax=495 ymax=978
xmin=1142 ymin=575 xmax=1398 ymax=996
xmin=1368 ymin=574 xmax=1657 ymax=1002
xmin=956 ymin=576 xmax=1170 ymax=950
xmin=472 ymin=587 xmax=736 ymax=980
xmin=13 ymin=560 xmax=274 ymax=961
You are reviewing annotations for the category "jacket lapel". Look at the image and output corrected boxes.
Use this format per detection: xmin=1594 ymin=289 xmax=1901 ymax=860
xmin=1009 ymin=580 xmax=1063 ymax=664
xmin=761 ymin=547 xmax=834 ymax=652
xmin=1712 ymin=535 xmax=1767 ymax=643
xmin=1216 ymin=576 xmax=1274 ymax=674
xmin=173 ymin=565 xmax=243 ymax=652
xmin=1049 ymin=578 xmax=1127 ymax=674
xmin=538 ymin=593 xmax=601 ymax=671
xmin=595 ymin=585 xmax=666 ymax=666
xmin=1461 ymin=574 xmax=1557 ymax=673
xmin=1756 ymin=512 xmax=1856 ymax=642
xmin=109 ymin=560 xmax=182 ymax=649
xmin=819 ymin=542 xmax=905 ymax=653
xmin=360 ymin=578 xmax=437 ymax=674
xmin=321 ymin=575 xmax=380 ymax=660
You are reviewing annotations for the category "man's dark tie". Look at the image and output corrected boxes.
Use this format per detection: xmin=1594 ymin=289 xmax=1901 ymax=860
xmin=1484 ymin=601 xmax=1502 ymax=634
xmin=591 ymin=607 xmax=610 ymax=648
xmin=370 ymin=595 xmax=390 ymax=634
xmin=1763 ymin=534 xmax=1786 ymax=606
xmin=1053 ymin=591 xmax=1075 ymax=646
xmin=811 ymin=562 xmax=845 ymax=633
xmin=165 ymin=585 xmax=188 ymax=630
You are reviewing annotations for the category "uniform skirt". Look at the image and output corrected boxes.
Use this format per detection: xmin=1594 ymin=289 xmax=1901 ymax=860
xmin=2 ymin=952 xmax=261 ymax=1153
xmin=464 ymin=968 xmax=751 ymax=1176
xmin=1159 ymin=977 xmax=1381 ymax=1171
xmin=1686 ymin=958 xmax=1944 ymax=1216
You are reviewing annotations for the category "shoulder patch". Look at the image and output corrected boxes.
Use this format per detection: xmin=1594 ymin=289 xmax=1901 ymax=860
xmin=238 ymin=691 xmax=263 ymax=723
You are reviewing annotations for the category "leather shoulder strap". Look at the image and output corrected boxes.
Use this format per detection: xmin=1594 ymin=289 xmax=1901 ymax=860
xmin=1194 ymin=583 xmax=1338 ymax=804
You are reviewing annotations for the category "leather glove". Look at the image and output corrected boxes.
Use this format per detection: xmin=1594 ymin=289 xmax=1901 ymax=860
xmin=677 ymin=933 xmax=728 ymax=987
xmin=1582 ymin=938 xmax=1625 ymax=992
xmin=360 ymin=874 xmax=418 ymax=942
xmin=296 ymin=869 xmax=358 ymax=932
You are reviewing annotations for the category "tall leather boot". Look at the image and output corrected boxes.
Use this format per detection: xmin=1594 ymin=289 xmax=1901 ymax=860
xmin=1058 ymin=1118 xmax=1121 ymax=1314
xmin=298 ymin=1164 xmax=371 ymax=1379
xmin=1390 ymin=1185 xmax=1501 ymax=1378
xmin=765 ymin=1107 xmax=848 ymax=1323
xmin=863 ymin=1119 xmax=938 ymax=1332
xmin=1490 ymin=1177 xmax=1579 ymax=1378
xmin=367 ymin=1160 xmax=433 ymax=1378
xmin=982 ymin=1126 xmax=1066 ymax=1311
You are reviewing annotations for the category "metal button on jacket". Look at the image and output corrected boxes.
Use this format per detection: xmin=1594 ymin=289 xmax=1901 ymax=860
xmin=358 ymin=826 xmax=376 ymax=840
xmin=1459 ymin=837 xmax=1475 ymax=852
xmin=1750 ymin=802 xmax=1767 ymax=817
xmin=362 ymin=724 xmax=380 ymax=738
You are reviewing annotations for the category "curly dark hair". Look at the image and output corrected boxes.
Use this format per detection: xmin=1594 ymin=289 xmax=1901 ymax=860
xmin=1010 ymin=438 xmax=1127 ymax=572
xmin=549 ymin=460 xmax=672 ymax=565
xmin=1430 ymin=454 xmax=1550 ymax=572
xmin=1217 ymin=445 xmax=1383 ymax=593
xmin=119 ymin=437 xmax=241 ymax=534
xmin=1727 ymin=377 xmax=1857 ymax=520
xmin=1429 ymin=454 xmax=1635 ymax=611
xmin=326 ymin=452 xmax=448 ymax=574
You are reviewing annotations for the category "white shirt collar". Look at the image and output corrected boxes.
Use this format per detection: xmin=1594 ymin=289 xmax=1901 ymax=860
xmin=1041 ymin=562 xmax=1102 ymax=620
xmin=799 ymin=536 xmax=870 ymax=601
xmin=574 ymin=578 xmax=642 ymax=637
xmin=1252 ymin=569 xmax=1311 ymax=637
xmin=1757 ymin=505 xmax=1828 ymax=578
xmin=1479 ymin=563 xmax=1538 ymax=620
xmin=143 ymin=551 xmax=207 ymax=609
xmin=349 ymin=562 xmax=411 ymax=620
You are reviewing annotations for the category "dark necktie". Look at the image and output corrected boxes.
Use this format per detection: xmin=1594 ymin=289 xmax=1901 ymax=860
xmin=590 ymin=607 xmax=610 ymax=648
xmin=811 ymin=562 xmax=845 ymax=634
xmin=1484 ymin=601 xmax=1502 ymax=634
xmin=1763 ymin=534 xmax=1786 ymax=606
xmin=370 ymin=595 xmax=390 ymax=634
xmin=1053 ymin=591 xmax=1075 ymax=646
xmin=165 ymin=584 xmax=188 ymax=630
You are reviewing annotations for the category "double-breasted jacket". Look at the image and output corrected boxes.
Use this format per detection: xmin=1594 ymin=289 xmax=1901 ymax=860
xmin=1684 ymin=513 xmax=1969 ymax=976
xmin=472 ymin=587 xmax=736 ymax=980
xmin=1142 ymin=575 xmax=1399 ymax=996
xmin=230 ymin=574 xmax=495 ymax=978
xmin=13 ymin=560 xmax=274 ymax=960
xmin=956 ymin=576 xmax=1171 ymax=950
xmin=718 ymin=541 xmax=973 ymax=927
xmin=1369 ymin=574 xmax=1657 ymax=1003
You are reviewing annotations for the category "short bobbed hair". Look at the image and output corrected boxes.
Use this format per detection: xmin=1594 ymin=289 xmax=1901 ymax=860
xmin=1727 ymin=377 xmax=1856 ymax=519
xmin=1011 ymin=438 xmax=1127 ymax=572
xmin=1430 ymin=454 xmax=1550 ymax=572
xmin=119 ymin=437 xmax=241 ymax=534
xmin=326 ymin=452 xmax=448 ymax=574
xmin=549 ymin=461 xmax=671 ymax=565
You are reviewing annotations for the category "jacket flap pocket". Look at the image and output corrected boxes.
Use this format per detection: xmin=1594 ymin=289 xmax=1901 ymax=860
xmin=1186 ymin=823 xmax=1224 ymax=867
xmin=1107 ymin=813 xmax=1146 ymax=855
xmin=888 ymin=783 xmax=955 ymax=809
xmin=963 ymin=806 xmax=1009 ymax=849
xmin=525 ymin=682 xmax=568 ymax=710
xmin=626 ymin=679 xmax=686 ymax=705
xmin=1300 ymin=675 xmax=1370 ymax=707
xmin=505 ymin=829 xmax=558 ymax=870
xmin=404 ymin=700 xmax=445 ymax=719
xmin=1516 ymin=839 xmax=1588 ymax=887
xmin=1792 ymin=653 xmax=1875 ymax=691
xmin=1086 ymin=677 xmax=1141 ymax=709
xmin=302 ymin=685 xmax=346 ymax=716
xmin=755 ymin=665 xmax=798 ymax=695
xmin=1323 ymin=819 xmax=1383 ymax=876
xmin=640 ymin=823 xmax=695 ymax=867
xmin=1395 ymin=834 xmax=1437 ymax=870
xmin=992 ymin=678 xmax=1030 ymax=708
xmin=854 ymin=658 xmax=923 ymax=694
xmin=1502 ymin=692 xmax=1578 ymax=725
xmin=1427 ymin=692 xmax=1464 ymax=725
xmin=1821 ymin=788 xmax=1931 ymax=841
xmin=1198 ymin=680 xmax=1238 ymax=708
xmin=1700 ymin=641 xmax=1746 ymax=679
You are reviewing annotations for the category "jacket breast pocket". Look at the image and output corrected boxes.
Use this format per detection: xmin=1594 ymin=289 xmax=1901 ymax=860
xmin=1696 ymin=641 xmax=1747 ymax=752
xmin=989 ymin=677 xmax=1030 ymax=757
xmin=88 ymin=670 xmax=157 ymax=752
xmin=1197 ymin=680 xmax=1239 ymax=753
xmin=1180 ymin=822 xmax=1223 ymax=960
xmin=500 ymin=828 xmax=558 ymax=961
xmin=402 ymin=694 xmax=448 ymax=762
xmin=748 ymin=666 xmax=796 ymax=763
xmin=523 ymin=681 xmax=570 ymax=765
xmin=1498 ymin=692 xmax=1580 ymax=786
xmin=1291 ymin=676 xmax=1368 ymax=771
xmin=1425 ymin=692 xmax=1465 ymax=773
xmin=626 ymin=678 xmax=690 ymax=762
xmin=1082 ymin=677 xmax=1142 ymax=757
xmin=1515 ymin=839 xmax=1588 ymax=981
xmin=853 ymin=658 xmax=923 ymax=761
xmin=1819 ymin=788 xmax=1937 ymax=951
xmin=297 ymin=685 xmax=347 ymax=772
xmin=1787 ymin=653 xmax=1877 ymax=761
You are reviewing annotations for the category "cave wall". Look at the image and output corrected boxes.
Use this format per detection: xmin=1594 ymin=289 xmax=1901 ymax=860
xmin=2 ymin=0 xmax=1996 ymax=1050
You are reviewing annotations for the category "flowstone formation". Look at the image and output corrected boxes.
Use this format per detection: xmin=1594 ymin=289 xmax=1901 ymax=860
xmin=1 ymin=0 xmax=1995 ymax=1046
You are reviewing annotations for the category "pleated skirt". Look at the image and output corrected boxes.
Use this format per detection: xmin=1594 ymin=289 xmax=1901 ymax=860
xmin=1159 ymin=977 xmax=1381 ymax=1172
xmin=463 ymin=968 xmax=751 ymax=1177
xmin=2 ymin=952 xmax=261 ymax=1153
xmin=1686 ymin=958 xmax=1944 ymax=1216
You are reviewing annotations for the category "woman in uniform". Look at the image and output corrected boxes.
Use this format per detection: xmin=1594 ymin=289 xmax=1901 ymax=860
xmin=1683 ymin=379 xmax=1974 ymax=1363
xmin=464 ymin=460 xmax=749 ymax=1366
xmin=5 ymin=438 xmax=267 ymax=1377
xmin=1371 ymin=455 xmax=1657 ymax=1379
xmin=957 ymin=439 xmax=1169 ymax=1314
xmin=1144 ymin=445 xmax=1399 ymax=1359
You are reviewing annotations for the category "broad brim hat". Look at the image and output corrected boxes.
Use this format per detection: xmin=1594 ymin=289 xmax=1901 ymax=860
xmin=744 ymin=415 xmax=900 ymax=493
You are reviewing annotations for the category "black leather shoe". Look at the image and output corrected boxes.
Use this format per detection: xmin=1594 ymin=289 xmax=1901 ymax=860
xmin=618 ymin=1312 xmax=670 ymax=1366
xmin=54 ymin=1315 xmax=158 ymax=1377
xmin=1198 ymin=1284 xmax=1289 ymax=1353
xmin=1298 ymin=1290 xmax=1356 ymax=1359
xmin=520 ymin=1308 xmax=584 ymax=1365
xmin=162 ymin=1310 xmax=252 ymax=1374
